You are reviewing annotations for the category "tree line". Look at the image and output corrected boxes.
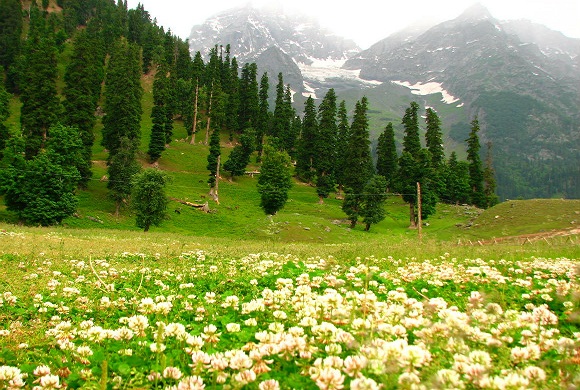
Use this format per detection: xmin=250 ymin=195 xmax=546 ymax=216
xmin=0 ymin=0 xmax=497 ymax=231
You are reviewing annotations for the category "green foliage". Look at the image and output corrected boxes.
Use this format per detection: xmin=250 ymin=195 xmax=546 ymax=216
xmin=207 ymin=129 xmax=221 ymax=188
xmin=0 ymin=125 xmax=82 ymax=226
xmin=360 ymin=175 xmax=388 ymax=231
xmin=342 ymin=97 xmax=374 ymax=227
xmin=444 ymin=152 xmax=471 ymax=204
xmin=107 ymin=137 xmax=141 ymax=214
xmin=467 ymin=117 xmax=486 ymax=208
xmin=0 ymin=82 xmax=11 ymax=159
xmin=224 ymin=129 xmax=256 ymax=178
xmin=0 ymin=0 xmax=23 ymax=79
xmin=334 ymin=100 xmax=351 ymax=193
xmin=131 ymin=169 xmax=169 ymax=232
xmin=402 ymin=101 xmax=421 ymax=157
xmin=257 ymin=147 xmax=293 ymax=215
xmin=375 ymin=122 xmax=398 ymax=192
xmin=101 ymin=37 xmax=143 ymax=159
xmin=20 ymin=6 xmax=62 ymax=158
xmin=63 ymin=28 xmax=105 ymax=187
xmin=148 ymin=67 xmax=170 ymax=162
xmin=315 ymin=89 xmax=338 ymax=202
xmin=296 ymin=96 xmax=318 ymax=183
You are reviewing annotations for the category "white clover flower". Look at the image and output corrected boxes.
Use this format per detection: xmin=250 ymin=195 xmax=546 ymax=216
xmin=350 ymin=376 xmax=379 ymax=390
xmin=226 ymin=323 xmax=241 ymax=333
xmin=177 ymin=375 xmax=205 ymax=390
xmin=258 ymin=379 xmax=280 ymax=390
xmin=163 ymin=367 xmax=183 ymax=380
xmin=39 ymin=374 xmax=61 ymax=388
xmin=33 ymin=365 xmax=51 ymax=377
xmin=150 ymin=342 xmax=166 ymax=353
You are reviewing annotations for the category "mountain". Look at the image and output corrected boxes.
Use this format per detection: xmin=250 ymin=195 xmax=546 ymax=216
xmin=188 ymin=4 xmax=580 ymax=199
xmin=188 ymin=4 xmax=360 ymax=96
xmin=344 ymin=4 xmax=580 ymax=199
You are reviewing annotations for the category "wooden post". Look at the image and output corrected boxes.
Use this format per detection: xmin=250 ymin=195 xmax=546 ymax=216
xmin=417 ymin=182 xmax=422 ymax=242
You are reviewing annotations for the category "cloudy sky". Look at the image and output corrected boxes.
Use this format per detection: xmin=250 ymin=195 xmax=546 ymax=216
xmin=126 ymin=0 xmax=580 ymax=48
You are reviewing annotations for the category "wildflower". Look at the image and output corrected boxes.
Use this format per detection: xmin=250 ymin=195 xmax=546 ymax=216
xmin=38 ymin=374 xmax=61 ymax=388
xmin=33 ymin=366 xmax=51 ymax=377
xmin=226 ymin=323 xmax=241 ymax=333
xmin=201 ymin=324 xmax=221 ymax=344
xmin=259 ymin=379 xmax=280 ymax=390
xmin=163 ymin=367 xmax=183 ymax=380
xmin=177 ymin=376 xmax=205 ymax=390
xmin=350 ymin=376 xmax=380 ymax=390
xmin=150 ymin=342 xmax=166 ymax=353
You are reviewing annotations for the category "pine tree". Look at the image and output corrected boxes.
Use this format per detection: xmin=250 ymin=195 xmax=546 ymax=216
xmin=270 ymin=73 xmax=286 ymax=146
xmin=257 ymin=146 xmax=293 ymax=215
xmin=375 ymin=122 xmax=398 ymax=192
xmin=425 ymin=108 xmax=445 ymax=169
xmin=466 ymin=117 xmax=486 ymax=208
xmin=20 ymin=5 xmax=62 ymax=158
xmin=108 ymin=137 xmax=141 ymax=216
xmin=63 ymin=28 xmax=105 ymax=188
xmin=224 ymin=129 xmax=255 ymax=178
xmin=360 ymin=175 xmax=388 ymax=231
xmin=444 ymin=152 xmax=471 ymax=204
xmin=280 ymin=84 xmax=297 ymax=157
xmin=207 ymin=128 xmax=221 ymax=198
xmin=0 ymin=82 xmax=11 ymax=160
xmin=296 ymin=96 xmax=318 ymax=183
xmin=334 ymin=100 xmax=350 ymax=198
xmin=0 ymin=124 xmax=82 ymax=226
xmin=342 ymin=97 xmax=374 ymax=228
xmin=148 ymin=66 xmax=169 ymax=162
xmin=101 ymin=37 xmax=142 ymax=159
xmin=238 ymin=62 xmax=259 ymax=131
xmin=402 ymin=101 xmax=421 ymax=158
xmin=0 ymin=0 xmax=23 ymax=89
xmin=483 ymin=141 xmax=499 ymax=207
xmin=256 ymin=72 xmax=270 ymax=158
xmin=315 ymin=88 xmax=338 ymax=203
xmin=131 ymin=169 xmax=169 ymax=232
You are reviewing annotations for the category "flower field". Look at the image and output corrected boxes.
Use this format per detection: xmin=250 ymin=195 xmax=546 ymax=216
xmin=0 ymin=248 xmax=579 ymax=389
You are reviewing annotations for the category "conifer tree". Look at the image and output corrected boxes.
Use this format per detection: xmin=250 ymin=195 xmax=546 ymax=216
xmin=101 ymin=37 xmax=142 ymax=159
xmin=360 ymin=175 xmax=388 ymax=231
xmin=224 ymin=129 xmax=256 ymax=178
xmin=375 ymin=122 xmax=398 ymax=192
xmin=280 ymin=84 xmax=297 ymax=157
xmin=0 ymin=82 xmax=11 ymax=159
xmin=399 ymin=101 xmax=431 ymax=227
xmin=131 ymin=169 xmax=169 ymax=232
xmin=0 ymin=0 xmax=23 ymax=90
xmin=20 ymin=5 xmax=62 ymax=158
xmin=342 ymin=97 xmax=374 ymax=228
xmin=425 ymin=108 xmax=445 ymax=169
xmin=296 ymin=96 xmax=318 ymax=183
xmin=425 ymin=108 xmax=446 ymax=197
xmin=238 ymin=62 xmax=259 ymax=131
xmin=148 ymin=66 xmax=169 ymax=162
xmin=0 ymin=124 xmax=82 ymax=226
xmin=334 ymin=100 xmax=350 ymax=198
xmin=444 ymin=152 xmax=471 ymax=204
xmin=256 ymin=72 xmax=270 ymax=158
xmin=271 ymin=73 xmax=286 ymax=145
xmin=257 ymin=146 xmax=293 ymax=215
xmin=466 ymin=117 xmax=486 ymax=208
xmin=315 ymin=88 xmax=338 ymax=203
xmin=402 ymin=101 xmax=421 ymax=158
xmin=108 ymin=137 xmax=141 ymax=216
xmin=63 ymin=29 xmax=105 ymax=188
xmin=207 ymin=128 xmax=221 ymax=199
xmin=483 ymin=141 xmax=499 ymax=207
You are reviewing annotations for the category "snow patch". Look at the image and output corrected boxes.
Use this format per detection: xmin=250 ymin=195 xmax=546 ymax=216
xmin=297 ymin=57 xmax=383 ymax=86
xmin=391 ymin=80 xmax=460 ymax=104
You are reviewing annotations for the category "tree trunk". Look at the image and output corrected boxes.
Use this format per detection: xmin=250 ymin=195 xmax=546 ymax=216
xmin=350 ymin=219 xmax=356 ymax=229
xmin=204 ymin=83 xmax=213 ymax=145
xmin=190 ymin=82 xmax=199 ymax=145
xmin=115 ymin=200 xmax=121 ymax=218
xmin=318 ymin=195 xmax=324 ymax=204
xmin=365 ymin=223 xmax=370 ymax=231
xmin=409 ymin=202 xmax=416 ymax=228
xmin=144 ymin=225 xmax=150 ymax=232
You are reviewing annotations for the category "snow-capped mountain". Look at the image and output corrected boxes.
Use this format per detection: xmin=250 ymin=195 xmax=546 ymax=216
xmin=188 ymin=5 xmax=360 ymax=94
xmin=188 ymin=3 xmax=580 ymax=199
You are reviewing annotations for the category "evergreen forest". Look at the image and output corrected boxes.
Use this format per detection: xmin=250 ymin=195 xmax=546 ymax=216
xmin=0 ymin=0 xmax=498 ymax=231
